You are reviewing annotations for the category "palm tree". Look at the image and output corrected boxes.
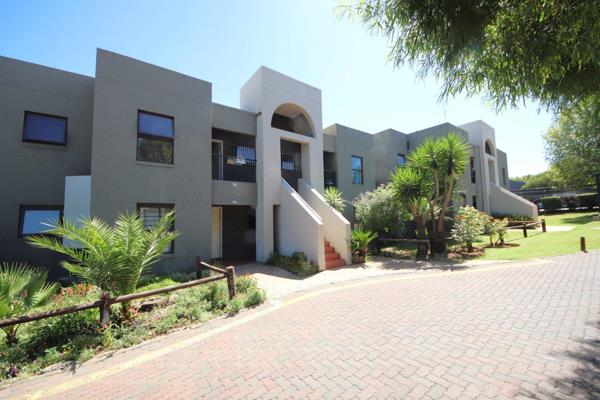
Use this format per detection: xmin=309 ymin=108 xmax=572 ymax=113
xmin=27 ymin=211 xmax=177 ymax=320
xmin=0 ymin=263 xmax=59 ymax=344
xmin=390 ymin=166 xmax=431 ymax=259
xmin=408 ymin=133 xmax=470 ymax=254
xmin=323 ymin=187 xmax=346 ymax=213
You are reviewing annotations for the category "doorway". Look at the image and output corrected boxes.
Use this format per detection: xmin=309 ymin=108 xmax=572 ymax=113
xmin=212 ymin=139 xmax=223 ymax=180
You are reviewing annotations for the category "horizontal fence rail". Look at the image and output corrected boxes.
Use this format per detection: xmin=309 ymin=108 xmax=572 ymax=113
xmin=0 ymin=259 xmax=236 ymax=329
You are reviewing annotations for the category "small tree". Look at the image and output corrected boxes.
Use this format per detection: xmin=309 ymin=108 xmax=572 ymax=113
xmin=349 ymin=230 xmax=378 ymax=263
xmin=353 ymin=184 xmax=406 ymax=236
xmin=0 ymin=263 xmax=59 ymax=344
xmin=484 ymin=217 xmax=508 ymax=247
xmin=451 ymin=206 xmax=485 ymax=252
xmin=27 ymin=211 xmax=178 ymax=320
xmin=409 ymin=134 xmax=470 ymax=255
xmin=323 ymin=187 xmax=346 ymax=213
xmin=390 ymin=167 xmax=431 ymax=259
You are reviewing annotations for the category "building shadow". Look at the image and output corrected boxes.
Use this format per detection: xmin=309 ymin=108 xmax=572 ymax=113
xmin=519 ymin=321 xmax=600 ymax=399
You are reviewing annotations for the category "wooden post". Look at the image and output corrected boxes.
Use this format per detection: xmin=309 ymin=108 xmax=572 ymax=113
xmin=196 ymin=257 xmax=204 ymax=279
xmin=226 ymin=266 xmax=237 ymax=300
xmin=541 ymin=219 xmax=546 ymax=233
xmin=522 ymin=224 xmax=528 ymax=238
xmin=99 ymin=292 xmax=111 ymax=328
xmin=580 ymin=237 xmax=587 ymax=252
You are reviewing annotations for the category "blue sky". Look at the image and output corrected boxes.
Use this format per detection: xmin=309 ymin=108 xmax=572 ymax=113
xmin=0 ymin=0 xmax=553 ymax=176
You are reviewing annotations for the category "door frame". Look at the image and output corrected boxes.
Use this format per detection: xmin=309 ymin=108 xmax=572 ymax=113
xmin=211 ymin=206 xmax=223 ymax=259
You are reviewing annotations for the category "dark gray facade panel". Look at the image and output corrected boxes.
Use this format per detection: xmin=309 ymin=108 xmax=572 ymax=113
xmin=0 ymin=56 xmax=94 ymax=278
xmin=90 ymin=49 xmax=214 ymax=274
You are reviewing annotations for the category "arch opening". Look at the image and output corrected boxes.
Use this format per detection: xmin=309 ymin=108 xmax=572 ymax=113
xmin=485 ymin=140 xmax=495 ymax=156
xmin=271 ymin=103 xmax=313 ymax=137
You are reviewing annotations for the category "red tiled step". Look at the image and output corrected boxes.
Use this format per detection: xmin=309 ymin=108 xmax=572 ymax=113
xmin=325 ymin=258 xmax=346 ymax=269
xmin=326 ymin=251 xmax=340 ymax=261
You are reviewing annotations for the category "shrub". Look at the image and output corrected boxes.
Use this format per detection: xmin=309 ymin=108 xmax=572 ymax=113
xmin=490 ymin=213 xmax=534 ymax=222
xmin=484 ymin=216 xmax=508 ymax=246
xmin=353 ymin=184 xmax=406 ymax=236
xmin=0 ymin=263 xmax=59 ymax=344
xmin=323 ymin=187 xmax=346 ymax=213
xmin=227 ymin=296 xmax=244 ymax=315
xmin=451 ymin=206 xmax=486 ymax=252
xmin=349 ymin=230 xmax=378 ymax=263
xmin=540 ymin=196 xmax=562 ymax=211
xmin=267 ymin=252 xmax=318 ymax=276
xmin=243 ymin=287 xmax=266 ymax=307
xmin=576 ymin=193 xmax=597 ymax=210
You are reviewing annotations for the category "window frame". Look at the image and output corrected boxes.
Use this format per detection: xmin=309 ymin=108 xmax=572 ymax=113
xmin=18 ymin=205 xmax=63 ymax=237
xmin=351 ymin=155 xmax=364 ymax=185
xmin=136 ymin=110 xmax=175 ymax=164
xmin=22 ymin=111 xmax=68 ymax=146
xmin=137 ymin=203 xmax=175 ymax=253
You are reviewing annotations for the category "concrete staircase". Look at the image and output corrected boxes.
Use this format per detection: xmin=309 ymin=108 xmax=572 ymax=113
xmin=324 ymin=240 xmax=346 ymax=269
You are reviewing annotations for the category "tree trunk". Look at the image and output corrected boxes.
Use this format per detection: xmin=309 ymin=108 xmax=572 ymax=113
xmin=467 ymin=242 xmax=474 ymax=253
xmin=415 ymin=216 xmax=428 ymax=260
xmin=429 ymin=236 xmax=448 ymax=257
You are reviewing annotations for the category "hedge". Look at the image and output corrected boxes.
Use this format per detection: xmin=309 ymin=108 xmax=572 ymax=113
xmin=540 ymin=196 xmax=562 ymax=211
xmin=576 ymin=193 xmax=597 ymax=210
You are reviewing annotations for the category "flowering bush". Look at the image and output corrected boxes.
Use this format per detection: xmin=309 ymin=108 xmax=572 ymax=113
xmin=484 ymin=216 xmax=508 ymax=247
xmin=451 ymin=206 xmax=486 ymax=252
xmin=353 ymin=184 xmax=406 ymax=236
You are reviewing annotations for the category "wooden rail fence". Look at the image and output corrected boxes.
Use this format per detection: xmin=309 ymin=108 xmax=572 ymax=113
xmin=0 ymin=259 xmax=236 ymax=329
xmin=509 ymin=218 xmax=546 ymax=237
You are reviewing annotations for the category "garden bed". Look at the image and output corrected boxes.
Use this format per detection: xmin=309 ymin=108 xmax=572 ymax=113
xmin=0 ymin=274 xmax=265 ymax=381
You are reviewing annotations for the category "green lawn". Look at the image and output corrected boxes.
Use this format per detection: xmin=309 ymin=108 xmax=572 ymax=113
xmin=475 ymin=211 xmax=599 ymax=260
xmin=379 ymin=211 xmax=600 ymax=261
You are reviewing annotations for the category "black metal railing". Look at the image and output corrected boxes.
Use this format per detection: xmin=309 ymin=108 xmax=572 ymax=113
xmin=212 ymin=154 xmax=256 ymax=183
xmin=324 ymin=169 xmax=337 ymax=187
xmin=281 ymin=152 xmax=302 ymax=190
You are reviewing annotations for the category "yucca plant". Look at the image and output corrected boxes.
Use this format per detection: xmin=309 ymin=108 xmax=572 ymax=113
xmin=27 ymin=211 xmax=178 ymax=320
xmin=0 ymin=263 xmax=59 ymax=344
xmin=323 ymin=187 xmax=346 ymax=213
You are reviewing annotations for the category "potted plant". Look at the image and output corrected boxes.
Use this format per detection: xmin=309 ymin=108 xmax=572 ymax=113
xmin=349 ymin=230 xmax=378 ymax=263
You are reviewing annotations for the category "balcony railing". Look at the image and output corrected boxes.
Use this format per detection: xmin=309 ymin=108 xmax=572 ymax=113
xmin=212 ymin=154 xmax=256 ymax=183
xmin=324 ymin=169 xmax=337 ymax=187
xmin=281 ymin=152 xmax=301 ymax=190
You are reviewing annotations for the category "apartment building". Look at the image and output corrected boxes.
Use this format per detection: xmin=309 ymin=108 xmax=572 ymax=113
xmin=0 ymin=50 xmax=536 ymax=278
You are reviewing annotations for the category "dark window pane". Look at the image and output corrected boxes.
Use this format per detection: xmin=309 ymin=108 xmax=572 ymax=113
xmin=23 ymin=112 xmax=67 ymax=144
xmin=397 ymin=154 xmax=406 ymax=166
xmin=351 ymin=156 xmax=362 ymax=170
xmin=21 ymin=208 xmax=61 ymax=235
xmin=137 ymin=137 xmax=173 ymax=164
xmin=138 ymin=205 xmax=174 ymax=253
xmin=352 ymin=170 xmax=363 ymax=185
xmin=138 ymin=112 xmax=173 ymax=138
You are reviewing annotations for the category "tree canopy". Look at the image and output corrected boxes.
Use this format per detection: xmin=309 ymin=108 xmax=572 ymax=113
xmin=345 ymin=1 xmax=600 ymax=110
xmin=544 ymin=95 xmax=600 ymax=187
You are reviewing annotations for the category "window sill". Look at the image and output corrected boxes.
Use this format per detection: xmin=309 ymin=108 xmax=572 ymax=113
xmin=22 ymin=142 xmax=67 ymax=151
xmin=136 ymin=161 xmax=174 ymax=168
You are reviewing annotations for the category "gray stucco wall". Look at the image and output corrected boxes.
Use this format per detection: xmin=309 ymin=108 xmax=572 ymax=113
xmin=90 ymin=49 xmax=213 ymax=274
xmin=373 ymin=129 xmax=408 ymax=186
xmin=0 ymin=56 xmax=94 ymax=278
xmin=212 ymin=103 xmax=256 ymax=136
xmin=496 ymin=149 xmax=509 ymax=189
xmin=325 ymin=124 xmax=376 ymax=220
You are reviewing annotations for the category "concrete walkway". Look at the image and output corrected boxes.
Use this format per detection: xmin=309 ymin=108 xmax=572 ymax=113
xmin=237 ymin=256 xmax=513 ymax=299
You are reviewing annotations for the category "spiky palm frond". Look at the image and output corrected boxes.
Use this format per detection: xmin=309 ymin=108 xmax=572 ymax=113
xmin=323 ymin=187 xmax=347 ymax=213
xmin=0 ymin=263 xmax=59 ymax=343
xmin=26 ymin=211 xmax=178 ymax=297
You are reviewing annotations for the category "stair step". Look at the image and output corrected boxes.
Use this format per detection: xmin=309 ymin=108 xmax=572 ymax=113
xmin=325 ymin=258 xmax=346 ymax=269
xmin=325 ymin=245 xmax=335 ymax=254
xmin=325 ymin=252 xmax=340 ymax=261
xmin=324 ymin=240 xmax=330 ymax=247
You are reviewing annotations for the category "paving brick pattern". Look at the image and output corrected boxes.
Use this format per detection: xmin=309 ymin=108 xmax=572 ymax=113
xmin=3 ymin=251 xmax=600 ymax=399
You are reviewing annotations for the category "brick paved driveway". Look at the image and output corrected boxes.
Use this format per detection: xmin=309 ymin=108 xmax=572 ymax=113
xmin=3 ymin=251 xmax=599 ymax=399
